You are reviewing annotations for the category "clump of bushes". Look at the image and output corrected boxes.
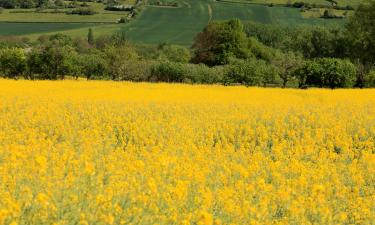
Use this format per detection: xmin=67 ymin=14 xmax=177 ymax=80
xmin=223 ymin=59 xmax=279 ymax=87
xmin=105 ymin=4 xmax=133 ymax=11
xmin=67 ymin=7 xmax=97 ymax=15
xmin=293 ymin=58 xmax=356 ymax=88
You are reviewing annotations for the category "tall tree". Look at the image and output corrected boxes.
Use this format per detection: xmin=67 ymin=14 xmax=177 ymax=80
xmin=191 ymin=19 xmax=249 ymax=66
xmin=347 ymin=0 xmax=375 ymax=86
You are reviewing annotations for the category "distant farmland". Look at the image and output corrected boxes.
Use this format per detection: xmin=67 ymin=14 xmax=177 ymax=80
xmin=0 ymin=0 xmax=345 ymax=44
xmin=122 ymin=0 xmax=345 ymax=45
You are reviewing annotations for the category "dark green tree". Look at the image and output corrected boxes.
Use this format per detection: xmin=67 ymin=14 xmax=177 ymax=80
xmin=272 ymin=51 xmax=303 ymax=88
xmin=294 ymin=58 xmax=356 ymax=89
xmin=0 ymin=47 xmax=26 ymax=78
xmin=192 ymin=19 xmax=249 ymax=66
xmin=347 ymin=0 xmax=375 ymax=87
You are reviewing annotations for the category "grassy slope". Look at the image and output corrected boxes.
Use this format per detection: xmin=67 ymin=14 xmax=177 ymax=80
xmin=120 ymin=0 xmax=345 ymax=45
xmin=121 ymin=1 xmax=210 ymax=45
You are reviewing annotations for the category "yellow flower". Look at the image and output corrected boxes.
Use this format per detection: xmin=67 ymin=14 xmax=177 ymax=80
xmin=197 ymin=211 xmax=213 ymax=225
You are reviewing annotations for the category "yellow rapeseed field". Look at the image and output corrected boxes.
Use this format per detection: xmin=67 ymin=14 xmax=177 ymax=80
xmin=0 ymin=80 xmax=374 ymax=225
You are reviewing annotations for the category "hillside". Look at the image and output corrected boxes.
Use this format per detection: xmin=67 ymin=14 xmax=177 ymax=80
xmin=0 ymin=0 xmax=350 ymax=44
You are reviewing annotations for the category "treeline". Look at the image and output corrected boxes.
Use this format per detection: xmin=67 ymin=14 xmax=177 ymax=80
xmin=0 ymin=0 xmax=375 ymax=88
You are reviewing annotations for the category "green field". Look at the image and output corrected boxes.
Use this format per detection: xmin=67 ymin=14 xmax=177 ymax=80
xmin=0 ymin=0 xmax=347 ymax=44
xmin=121 ymin=1 xmax=210 ymax=45
xmin=0 ymin=22 xmax=98 ymax=36
xmin=121 ymin=0 xmax=344 ymax=45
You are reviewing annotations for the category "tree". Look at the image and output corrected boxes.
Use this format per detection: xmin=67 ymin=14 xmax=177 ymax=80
xmin=104 ymin=43 xmax=139 ymax=80
xmin=30 ymin=45 xmax=78 ymax=80
xmin=192 ymin=19 xmax=249 ymax=66
xmin=294 ymin=58 xmax=356 ymax=89
xmin=0 ymin=48 xmax=26 ymax=79
xmin=347 ymin=0 xmax=375 ymax=87
xmin=364 ymin=70 xmax=375 ymax=87
xmin=272 ymin=51 xmax=303 ymax=88
xmin=80 ymin=53 xmax=107 ymax=80
xmin=150 ymin=61 xmax=187 ymax=82
xmin=87 ymin=28 xmax=94 ymax=46
xmin=158 ymin=44 xmax=191 ymax=63
xmin=223 ymin=59 xmax=274 ymax=86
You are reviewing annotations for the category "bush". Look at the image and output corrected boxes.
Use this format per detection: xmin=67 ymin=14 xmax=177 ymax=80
xmin=105 ymin=4 xmax=133 ymax=11
xmin=79 ymin=53 xmax=108 ymax=80
xmin=294 ymin=58 xmax=356 ymax=88
xmin=184 ymin=64 xmax=225 ymax=84
xmin=68 ymin=7 xmax=97 ymax=15
xmin=364 ymin=70 xmax=375 ymax=87
xmin=0 ymin=47 xmax=26 ymax=78
xmin=158 ymin=44 xmax=191 ymax=63
xmin=223 ymin=59 xmax=279 ymax=86
xmin=150 ymin=61 xmax=187 ymax=82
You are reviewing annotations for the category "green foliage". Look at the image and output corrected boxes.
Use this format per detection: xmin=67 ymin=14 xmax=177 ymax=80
xmin=223 ymin=59 xmax=279 ymax=86
xmin=272 ymin=51 xmax=303 ymax=87
xmin=294 ymin=58 xmax=356 ymax=88
xmin=150 ymin=61 xmax=186 ymax=82
xmin=364 ymin=70 xmax=375 ymax=88
xmin=150 ymin=61 xmax=225 ymax=84
xmin=68 ymin=7 xmax=97 ymax=15
xmin=158 ymin=44 xmax=191 ymax=63
xmin=183 ymin=64 xmax=225 ymax=84
xmin=192 ymin=19 xmax=249 ymax=66
xmin=347 ymin=0 xmax=375 ymax=69
xmin=0 ymin=47 xmax=26 ymax=78
xmin=104 ymin=43 xmax=139 ymax=80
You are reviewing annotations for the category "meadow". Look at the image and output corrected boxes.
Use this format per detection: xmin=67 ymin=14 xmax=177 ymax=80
xmin=0 ymin=80 xmax=374 ymax=224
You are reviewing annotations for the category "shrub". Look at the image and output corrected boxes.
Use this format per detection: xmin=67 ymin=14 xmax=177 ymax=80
xmin=184 ymin=64 xmax=225 ymax=84
xmin=294 ymin=58 xmax=356 ymax=88
xmin=223 ymin=59 xmax=278 ymax=86
xmin=105 ymin=4 xmax=133 ymax=11
xmin=68 ymin=7 xmax=97 ymax=15
xmin=150 ymin=61 xmax=187 ymax=82
xmin=0 ymin=47 xmax=27 ymax=78
xmin=364 ymin=70 xmax=375 ymax=87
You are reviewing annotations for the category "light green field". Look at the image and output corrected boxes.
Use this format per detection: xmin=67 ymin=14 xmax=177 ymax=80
xmin=1 ymin=0 xmax=349 ymax=44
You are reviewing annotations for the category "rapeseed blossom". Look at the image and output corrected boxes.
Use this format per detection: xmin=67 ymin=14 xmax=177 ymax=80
xmin=0 ymin=80 xmax=374 ymax=224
